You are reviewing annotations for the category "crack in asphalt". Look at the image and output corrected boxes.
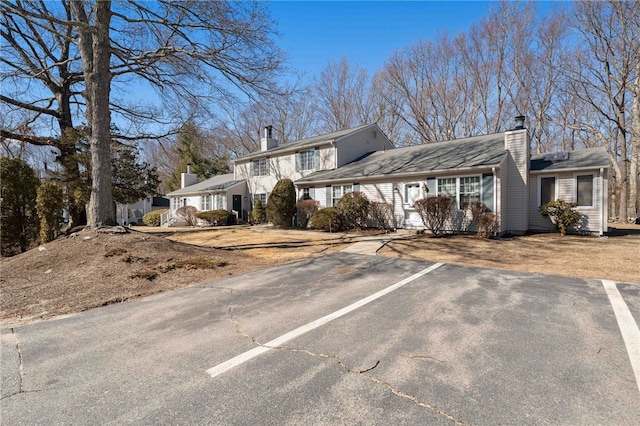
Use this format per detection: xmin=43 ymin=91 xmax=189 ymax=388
xmin=226 ymin=316 xmax=467 ymax=425
xmin=0 ymin=328 xmax=25 ymax=400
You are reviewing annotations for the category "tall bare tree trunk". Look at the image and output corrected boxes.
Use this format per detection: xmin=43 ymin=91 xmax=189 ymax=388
xmin=70 ymin=0 xmax=115 ymax=227
xmin=631 ymin=64 xmax=640 ymax=222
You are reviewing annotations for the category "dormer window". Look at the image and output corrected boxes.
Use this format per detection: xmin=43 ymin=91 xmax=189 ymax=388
xmin=296 ymin=149 xmax=318 ymax=171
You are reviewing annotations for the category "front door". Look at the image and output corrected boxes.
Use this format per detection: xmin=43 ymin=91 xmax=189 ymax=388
xmin=232 ymin=195 xmax=242 ymax=212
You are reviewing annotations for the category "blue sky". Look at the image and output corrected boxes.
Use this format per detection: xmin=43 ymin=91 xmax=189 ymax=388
xmin=269 ymin=1 xmax=557 ymax=78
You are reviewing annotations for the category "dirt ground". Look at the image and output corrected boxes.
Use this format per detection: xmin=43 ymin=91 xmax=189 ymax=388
xmin=1 ymin=224 xmax=638 ymax=328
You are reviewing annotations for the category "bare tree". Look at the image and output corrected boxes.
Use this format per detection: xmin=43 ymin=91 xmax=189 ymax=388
xmin=560 ymin=0 xmax=640 ymax=222
xmin=2 ymin=0 xmax=286 ymax=227
xmin=314 ymin=57 xmax=372 ymax=132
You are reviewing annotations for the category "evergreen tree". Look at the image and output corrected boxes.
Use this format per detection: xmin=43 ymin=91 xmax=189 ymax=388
xmin=266 ymin=178 xmax=296 ymax=228
xmin=0 ymin=157 xmax=39 ymax=256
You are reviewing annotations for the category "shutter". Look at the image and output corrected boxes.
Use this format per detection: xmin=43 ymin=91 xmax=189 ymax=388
xmin=250 ymin=161 xmax=255 ymax=177
xmin=326 ymin=185 xmax=332 ymax=207
xmin=314 ymin=148 xmax=320 ymax=170
xmin=482 ymin=173 xmax=494 ymax=212
xmin=266 ymin=158 xmax=270 ymax=175
xmin=309 ymin=187 xmax=315 ymax=200
xmin=295 ymin=152 xmax=300 ymax=172
xmin=426 ymin=177 xmax=436 ymax=197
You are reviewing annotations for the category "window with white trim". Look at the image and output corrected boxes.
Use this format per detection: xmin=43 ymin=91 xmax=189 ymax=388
xmin=297 ymin=149 xmax=317 ymax=171
xmin=254 ymin=193 xmax=267 ymax=206
xmin=460 ymin=176 xmax=480 ymax=209
xmin=576 ymin=175 xmax=594 ymax=207
xmin=201 ymin=194 xmax=212 ymax=211
xmin=214 ymin=194 xmax=224 ymax=210
xmin=438 ymin=178 xmax=457 ymax=206
xmin=251 ymin=158 xmax=269 ymax=176
xmin=332 ymin=185 xmax=352 ymax=206
xmin=540 ymin=176 xmax=556 ymax=206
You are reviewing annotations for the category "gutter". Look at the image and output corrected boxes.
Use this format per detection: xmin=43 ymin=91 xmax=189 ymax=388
xmin=529 ymin=166 xmax=609 ymax=175
xmin=296 ymin=164 xmax=502 ymax=186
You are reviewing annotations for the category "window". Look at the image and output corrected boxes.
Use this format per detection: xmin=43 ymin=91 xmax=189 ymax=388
xmin=296 ymin=149 xmax=317 ymax=171
xmin=540 ymin=177 xmax=556 ymax=206
xmin=254 ymin=193 xmax=267 ymax=206
xmin=201 ymin=194 xmax=212 ymax=211
xmin=213 ymin=194 xmax=224 ymax=210
xmin=438 ymin=178 xmax=457 ymax=205
xmin=251 ymin=158 xmax=269 ymax=176
xmin=332 ymin=185 xmax=352 ymax=206
xmin=405 ymin=183 xmax=421 ymax=206
xmin=460 ymin=176 xmax=480 ymax=209
xmin=302 ymin=188 xmax=311 ymax=200
xmin=576 ymin=175 xmax=593 ymax=207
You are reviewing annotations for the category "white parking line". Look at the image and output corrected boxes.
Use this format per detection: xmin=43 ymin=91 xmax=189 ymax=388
xmin=602 ymin=280 xmax=640 ymax=393
xmin=206 ymin=262 xmax=444 ymax=378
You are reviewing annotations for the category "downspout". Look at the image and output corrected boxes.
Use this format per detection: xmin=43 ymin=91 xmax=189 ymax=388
xmin=492 ymin=166 xmax=498 ymax=235
xmin=599 ymin=168 xmax=605 ymax=236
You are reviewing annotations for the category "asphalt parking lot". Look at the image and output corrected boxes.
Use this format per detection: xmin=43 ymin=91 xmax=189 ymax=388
xmin=2 ymin=253 xmax=639 ymax=425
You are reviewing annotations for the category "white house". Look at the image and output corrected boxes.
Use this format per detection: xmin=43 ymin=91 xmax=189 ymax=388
xmin=164 ymin=171 xmax=247 ymax=226
xmin=295 ymin=117 xmax=609 ymax=235
xmin=162 ymin=118 xmax=609 ymax=235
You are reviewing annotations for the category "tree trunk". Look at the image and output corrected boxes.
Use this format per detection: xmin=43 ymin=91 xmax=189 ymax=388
xmin=630 ymin=64 xmax=640 ymax=222
xmin=70 ymin=0 xmax=115 ymax=227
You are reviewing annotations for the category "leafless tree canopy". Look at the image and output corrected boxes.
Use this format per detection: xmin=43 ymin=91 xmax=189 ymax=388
xmin=2 ymin=0 xmax=639 ymax=222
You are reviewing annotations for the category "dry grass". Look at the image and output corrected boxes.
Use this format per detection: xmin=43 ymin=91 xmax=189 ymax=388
xmin=2 ymin=224 xmax=638 ymax=328
xmin=379 ymin=226 xmax=639 ymax=283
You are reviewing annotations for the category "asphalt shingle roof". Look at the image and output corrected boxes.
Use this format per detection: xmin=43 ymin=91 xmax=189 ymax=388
xmin=166 ymin=173 xmax=242 ymax=196
xmin=530 ymin=147 xmax=609 ymax=172
xmin=296 ymin=133 xmax=508 ymax=183
xmin=235 ymin=124 xmax=379 ymax=162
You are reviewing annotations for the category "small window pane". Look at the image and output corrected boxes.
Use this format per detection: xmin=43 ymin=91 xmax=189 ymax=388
xmin=577 ymin=175 xmax=593 ymax=206
xmin=540 ymin=177 xmax=556 ymax=205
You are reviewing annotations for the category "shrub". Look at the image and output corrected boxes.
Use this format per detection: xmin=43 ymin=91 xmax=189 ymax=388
xmin=176 ymin=205 xmax=198 ymax=226
xmin=266 ymin=178 xmax=296 ymax=228
xmin=336 ymin=191 xmax=369 ymax=230
xmin=36 ymin=180 xmax=64 ymax=243
xmin=1 ymin=157 xmax=39 ymax=256
xmin=477 ymin=213 xmax=499 ymax=238
xmin=197 ymin=209 xmax=232 ymax=226
xmin=252 ymin=199 xmax=266 ymax=224
xmin=414 ymin=196 xmax=454 ymax=236
xmin=142 ymin=209 xmax=168 ymax=227
xmin=296 ymin=199 xmax=320 ymax=229
xmin=539 ymin=199 xmax=581 ymax=235
xmin=369 ymin=201 xmax=394 ymax=231
xmin=310 ymin=207 xmax=341 ymax=232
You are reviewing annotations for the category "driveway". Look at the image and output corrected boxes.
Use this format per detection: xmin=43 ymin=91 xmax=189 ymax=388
xmin=2 ymin=253 xmax=639 ymax=425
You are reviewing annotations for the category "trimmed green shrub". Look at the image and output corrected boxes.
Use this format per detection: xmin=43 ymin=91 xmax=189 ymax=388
xmin=336 ymin=191 xmax=369 ymax=230
xmin=266 ymin=178 xmax=296 ymax=228
xmin=369 ymin=201 xmax=393 ymax=230
xmin=414 ymin=196 xmax=454 ymax=236
xmin=539 ymin=199 xmax=581 ymax=235
xmin=252 ymin=199 xmax=266 ymax=224
xmin=296 ymin=199 xmax=320 ymax=229
xmin=197 ymin=209 xmax=232 ymax=226
xmin=310 ymin=207 xmax=341 ymax=232
xmin=176 ymin=205 xmax=198 ymax=226
xmin=142 ymin=209 xmax=168 ymax=227
xmin=36 ymin=180 xmax=64 ymax=243
xmin=1 ymin=157 xmax=39 ymax=256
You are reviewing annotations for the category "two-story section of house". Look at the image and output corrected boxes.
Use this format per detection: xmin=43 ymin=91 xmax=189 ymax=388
xmin=233 ymin=124 xmax=395 ymax=207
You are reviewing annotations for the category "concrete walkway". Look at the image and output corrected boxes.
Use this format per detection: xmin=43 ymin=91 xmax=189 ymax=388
xmin=341 ymin=232 xmax=411 ymax=256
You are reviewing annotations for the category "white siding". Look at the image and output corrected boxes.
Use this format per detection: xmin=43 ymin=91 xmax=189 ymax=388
xmin=529 ymin=170 xmax=606 ymax=234
xmin=335 ymin=128 xmax=394 ymax=167
xmin=504 ymin=129 xmax=529 ymax=234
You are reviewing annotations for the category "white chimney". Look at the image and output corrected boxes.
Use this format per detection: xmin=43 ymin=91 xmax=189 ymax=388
xmin=181 ymin=163 xmax=198 ymax=188
xmin=260 ymin=126 xmax=278 ymax=151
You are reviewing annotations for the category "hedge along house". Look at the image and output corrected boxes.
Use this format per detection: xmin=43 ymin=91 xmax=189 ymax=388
xmin=296 ymin=116 xmax=610 ymax=235
xmin=233 ymin=124 xmax=395 ymax=209
xmin=163 ymin=169 xmax=247 ymax=226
